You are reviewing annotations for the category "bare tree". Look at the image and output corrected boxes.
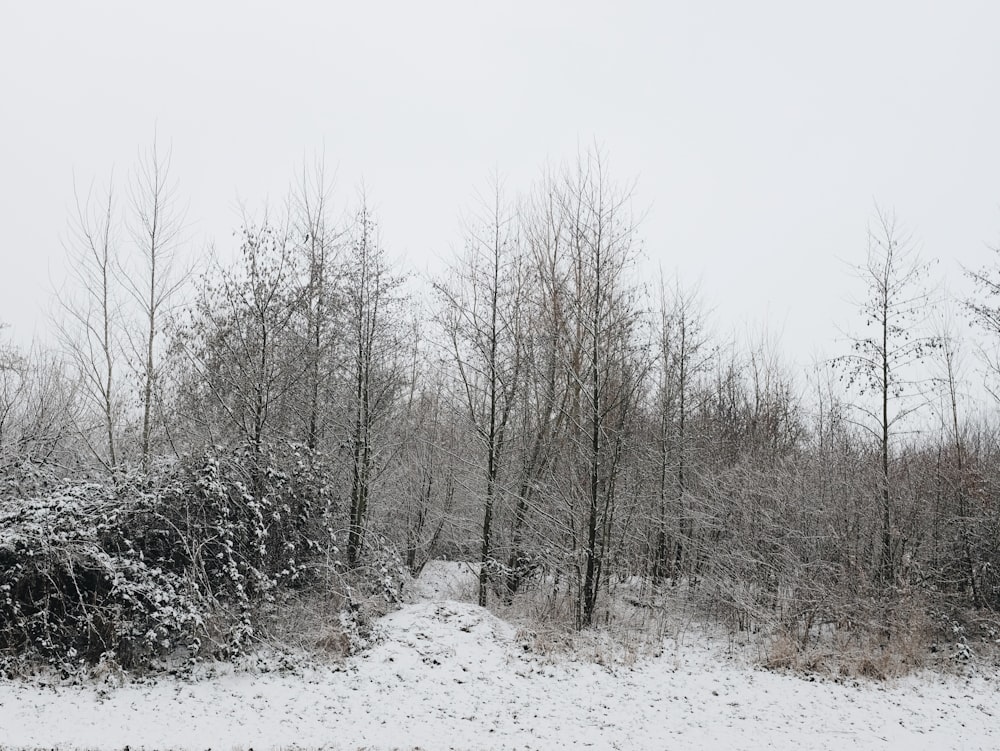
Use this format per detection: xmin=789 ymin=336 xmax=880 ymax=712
xmin=395 ymin=342 xmax=460 ymax=576
xmin=57 ymin=175 xmax=124 ymax=476
xmin=965 ymin=236 xmax=1000 ymax=400
xmin=289 ymin=155 xmax=343 ymax=450
xmin=0 ymin=346 xmax=81 ymax=480
xmin=553 ymin=149 xmax=648 ymax=627
xmin=122 ymin=136 xmax=187 ymax=472
xmin=837 ymin=207 xmax=938 ymax=584
xmin=931 ymin=310 xmax=981 ymax=605
xmin=176 ymin=220 xmax=303 ymax=458
xmin=436 ymin=175 xmax=526 ymax=605
xmin=344 ymin=195 xmax=405 ymax=568
xmin=651 ymin=278 xmax=713 ymax=584
xmin=504 ymin=176 xmax=571 ymax=598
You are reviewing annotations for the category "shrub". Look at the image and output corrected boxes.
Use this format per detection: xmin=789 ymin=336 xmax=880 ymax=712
xmin=0 ymin=442 xmax=348 ymax=672
xmin=0 ymin=483 xmax=203 ymax=672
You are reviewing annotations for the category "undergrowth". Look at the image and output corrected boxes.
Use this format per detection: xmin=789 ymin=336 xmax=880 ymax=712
xmin=0 ymin=443 xmax=405 ymax=677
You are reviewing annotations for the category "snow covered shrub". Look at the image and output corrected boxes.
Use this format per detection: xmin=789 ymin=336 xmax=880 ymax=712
xmin=0 ymin=483 xmax=204 ymax=672
xmin=347 ymin=530 xmax=408 ymax=604
xmin=132 ymin=443 xmax=339 ymax=654
xmin=0 ymin=442 xmax=346 ymax=672
xmin=0 ymin=460 xmax=59 ymax=500
xmin=0 ymin=441 xmax=410 ymax=670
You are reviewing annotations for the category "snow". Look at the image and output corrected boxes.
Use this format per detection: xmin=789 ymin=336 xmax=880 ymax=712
xmin=1 ymin=562 xmax=998 ymax=750
xmin=404 ymin=559 xmax=481 ymax=602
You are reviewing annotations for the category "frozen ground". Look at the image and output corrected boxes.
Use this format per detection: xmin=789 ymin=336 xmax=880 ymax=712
xmin=0 ymin=561 xmax=997 ymax=750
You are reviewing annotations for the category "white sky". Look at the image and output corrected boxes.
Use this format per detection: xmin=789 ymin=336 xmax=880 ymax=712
xmin=2 ymin=0 xmax=999 ymax=368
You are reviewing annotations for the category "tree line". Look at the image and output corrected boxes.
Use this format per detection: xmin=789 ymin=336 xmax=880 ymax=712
xmin=2 ymin=143 xmax=1000 ymax=670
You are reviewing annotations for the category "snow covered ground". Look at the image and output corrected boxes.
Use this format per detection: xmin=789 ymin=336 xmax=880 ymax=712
xmin=1 ymin=561 xmax=998 ymax=750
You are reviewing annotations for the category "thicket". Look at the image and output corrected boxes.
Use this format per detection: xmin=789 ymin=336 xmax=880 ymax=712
xmin=0 ymin=444 xmax=404 ymax=673
xmin=2 ymin=145 xmax=1000 ymax=676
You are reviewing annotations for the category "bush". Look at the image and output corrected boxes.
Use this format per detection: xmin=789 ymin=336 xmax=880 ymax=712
xmin=0 ymin=483 xmax=204 ymax=672
xmin=140 ymin=446 xmax=334 ymax=591
xmin=0 ymin=442 xmax=350 ymax=673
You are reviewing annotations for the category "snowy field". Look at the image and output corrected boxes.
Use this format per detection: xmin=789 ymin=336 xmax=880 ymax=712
xmin=0 ymin=561 xmax=997 ymax=750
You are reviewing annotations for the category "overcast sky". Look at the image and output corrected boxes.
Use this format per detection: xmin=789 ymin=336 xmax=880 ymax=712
xmin=3 ymin=0 xmax=999 ymax=367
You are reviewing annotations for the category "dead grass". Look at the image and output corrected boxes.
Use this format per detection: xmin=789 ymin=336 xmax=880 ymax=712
xmin=261 ymin=569 xmax=399 ymax=661
xmin=497 ymin=575 xmax=698 ymax=667
xmin=756 ymin=594 xmax=995 ymax=680
xmin=263 ymin=586 xmax=350 ymax=658
xmin=512 ymin=621 xmax=660 ymax=667
xmin=761 ymin=630 xmax=911 ymax=680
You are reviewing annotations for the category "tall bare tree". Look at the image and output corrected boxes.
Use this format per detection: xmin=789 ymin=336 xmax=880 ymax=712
xmin=290 ymin=155 xmax=343 ymax=450
xmin=504 ymin=175 xmax=571 ymax=598
xmin=344 ymin=196 xmax=404 ymax=568
xmin=436 ymin=176 xmax=526 ymax=606
xmin=651 ymin=278 xmax=712 ymax=583
xmin=838 ymin=207 xmax=938 ymax=584
xmin=57 ymin=175 xmax=123 ymax=475
xmin=931 ymin=311 xmax=981 ymax=605
xmin=123 ymin=136 xmax=187 ymax=472
xmin=554 ymin=149 xmax=648 ymax=626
